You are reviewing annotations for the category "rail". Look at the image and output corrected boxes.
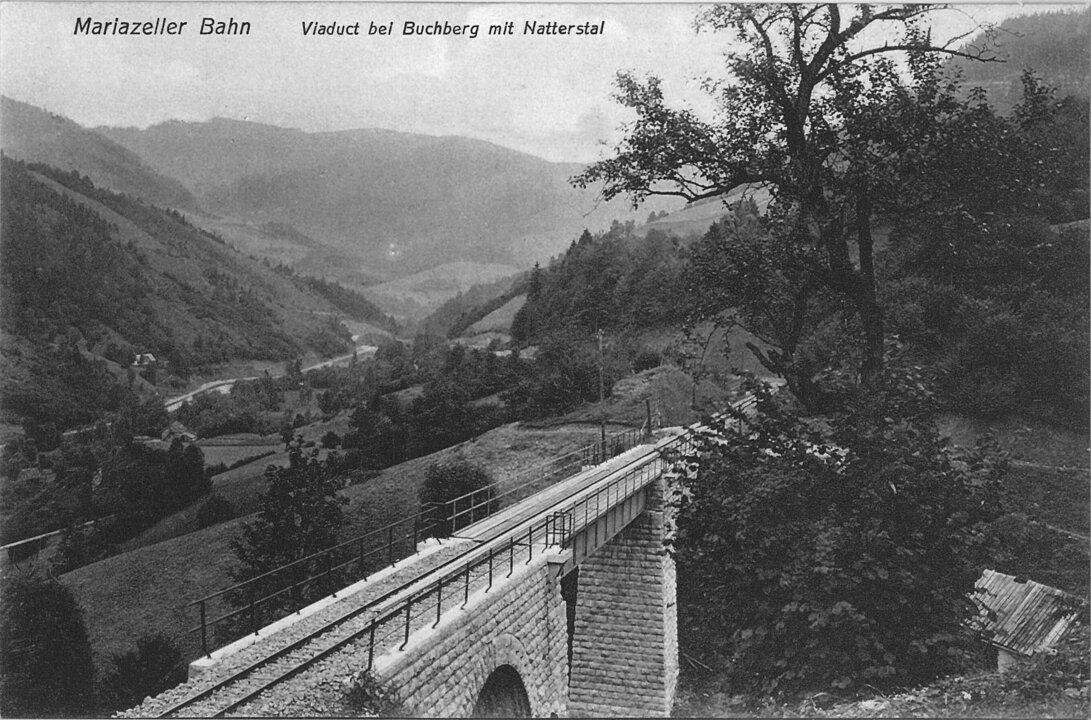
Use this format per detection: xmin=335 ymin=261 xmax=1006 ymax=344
xmin=186 ymin=422 xmax=653 ymax=655
xmin=437 ymin=425 xmax=647 ymax=536
xmin=334 ymin=428 xmax=686 ymax=679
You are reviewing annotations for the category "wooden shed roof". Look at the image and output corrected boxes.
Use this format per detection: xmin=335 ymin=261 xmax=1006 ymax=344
xmin=970 ymin=569 xmax=1085 ymax=657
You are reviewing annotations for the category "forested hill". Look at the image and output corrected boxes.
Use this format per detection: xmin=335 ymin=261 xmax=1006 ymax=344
xmin=0 ymin=97 xmax=198 ymax=211
xmin=948 ymin=8 xmax=1090 ymax=112
xmin=510 ymin=227 xmax=690 ymax=345
xmin=506 ymin=191 xmax=1088 ymax=425
xmin=0 ymin=156 xmax=392 ymax=430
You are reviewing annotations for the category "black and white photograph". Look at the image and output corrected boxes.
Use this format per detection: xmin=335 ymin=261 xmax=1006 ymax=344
xmin=0 ymin=1 xmax=1088 ymax=717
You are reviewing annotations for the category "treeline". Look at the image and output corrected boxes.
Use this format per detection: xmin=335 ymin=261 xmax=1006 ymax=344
xmin=419 ymin=273 xmax=524 ymax=338
xmin=947 ymin=8 xmax=1090 ymax=110
xmin=511 ymin=226 xmax=689 ymax=344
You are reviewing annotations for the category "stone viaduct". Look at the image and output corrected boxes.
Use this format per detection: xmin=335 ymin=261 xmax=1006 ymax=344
xmin=377 ymin=453 xmax=680 ymax=717
xmin=138 ymin=429 xmax=697 ymax=718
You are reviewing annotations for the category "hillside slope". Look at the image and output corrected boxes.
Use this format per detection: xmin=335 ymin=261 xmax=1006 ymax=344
xmin=0 ymin=96 xmax=198 ymax=210
xmin=0 ymin=157 xmax=386 ymax=427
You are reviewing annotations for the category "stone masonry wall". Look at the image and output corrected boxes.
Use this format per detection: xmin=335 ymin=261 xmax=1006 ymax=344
xmin=568 ymin=477 xmax=679 ymax=717
xmin=374 ymin=556 xmax=569 ymax=717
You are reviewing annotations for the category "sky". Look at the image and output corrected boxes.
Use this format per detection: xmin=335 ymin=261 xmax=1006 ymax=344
xmin=0 ymin=1 xmax=1085 ymax=163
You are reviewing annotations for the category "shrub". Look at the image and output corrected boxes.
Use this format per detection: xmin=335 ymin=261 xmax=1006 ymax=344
xmin=102 ymin=633 xmax=186 ymax=711
xmin=633 ymin=348 xmax=662 ymax=373
xmin=671 ymin=373 xmax=1005 ymax=698
xmin=321 ymin=431 xmax=342 ymax=449
xmin=50 ymin=523 xmax=115 ymax=574
xmin=0 ymin=570 xmax=98 ymax=717
xmin=419 ymin=459 xmax=496 ymax=538
xmin=344 ymin=670 xmax=406 ymax=716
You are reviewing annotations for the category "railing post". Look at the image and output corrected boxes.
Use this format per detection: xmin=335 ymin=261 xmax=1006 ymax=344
xmin=388 ymin=526 xmax=394 ymax=566
xmin=434 ymin=578 xmax=443 ymax=628
xmin=401 ymin=601 xmax=412 ymax=649
xmin=486 ymin=549 xmax=493 ymax=592
xmin=526 ymin=526 xmax=533 ymax=564
xmin=326 ymin=552 xmax=336 ymax=597
xmin=199 ymin=601 xmax=209 ymax=657
xmin=367 ymin=620 xmax=376 ymax=672
xmin=358 ymin=537 xmax=365 ymax=577
xmin=413 ymin=514 xmax=419 ymax=551
xmin=463 ymin=564 xmax=470 ymax=607
xmin=507 ymin=536 xmax=514 ymax=578
xmin=249 ymin=585 xmax=257 ymax=636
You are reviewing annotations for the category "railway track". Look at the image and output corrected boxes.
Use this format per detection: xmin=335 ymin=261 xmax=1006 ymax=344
xmin=150 ymin=440 xmax=670 ymax=718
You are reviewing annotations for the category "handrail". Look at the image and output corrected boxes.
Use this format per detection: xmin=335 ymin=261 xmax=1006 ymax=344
xmin=188 ymin=510 xmax=436 ymax=607
xmin=186 ymin=421 xmax=654 ymax=654
xmin=439 ymin=426 xmax=646 ymax=532
xmin=355 ymin=430 xmax=688 ymax=673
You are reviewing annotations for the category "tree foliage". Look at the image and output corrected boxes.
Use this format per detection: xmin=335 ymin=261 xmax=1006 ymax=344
xmin=510 ymin=225 xmax=686 ymax=344
xmin=230 ymin=448 xmax=346 ymax=580
xmin=669 ymin=373 xmax=1005 ymax=697
xmin=574 ymin=4 xmax=1084 ymax=401
xmin=419 ymin=458 xmax=497 ymax=538
xmin=0 ymin=570 xmax=98 ymax=717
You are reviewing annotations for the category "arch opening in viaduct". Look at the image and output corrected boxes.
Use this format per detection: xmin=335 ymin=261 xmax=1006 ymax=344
xmin=471 ymin=664 xmax=531 ymax=717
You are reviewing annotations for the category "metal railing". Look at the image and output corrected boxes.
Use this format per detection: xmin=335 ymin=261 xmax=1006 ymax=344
xmin=439 ymin=425 xmax=648 ymax=535
xmin=353 ymin=434 xmax=682 ymax=674
xmin=186 ymin=422 xmax=653 ymax=656
xmin=187 ymin=508 xmax=440 ymax=656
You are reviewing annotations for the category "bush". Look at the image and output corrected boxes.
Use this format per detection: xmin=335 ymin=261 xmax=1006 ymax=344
xmin=50 ymin=523 xmax=115 ymax=574
xmin=196 ymin=494 xmax=236 ymax=529
xmin=344 ymin=670 xmax=406 ymax=716
xmin=633 ymin=348 xmax=662 ymax=373
xmin=102 ymin=633 xmax=186 ymax=711
xmin=321 ymin=431 xmax=342 ymax=449
xmin=671 ymin=373 xmax=1005 ymax=698
xmin=419 ymin=459 xmax=497 ymax=538
xmin=0 ymin=570 xmax=98 ymax=717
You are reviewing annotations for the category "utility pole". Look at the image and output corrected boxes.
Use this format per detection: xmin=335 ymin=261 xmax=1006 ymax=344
xmin=598 ymin=328 xmax=606 ymax=462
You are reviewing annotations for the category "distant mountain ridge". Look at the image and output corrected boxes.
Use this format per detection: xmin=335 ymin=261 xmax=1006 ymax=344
xmin=1 ymin=97 xmax=676 ymax=285
xmin=96 ymin=117 xmax=676 ymax=276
